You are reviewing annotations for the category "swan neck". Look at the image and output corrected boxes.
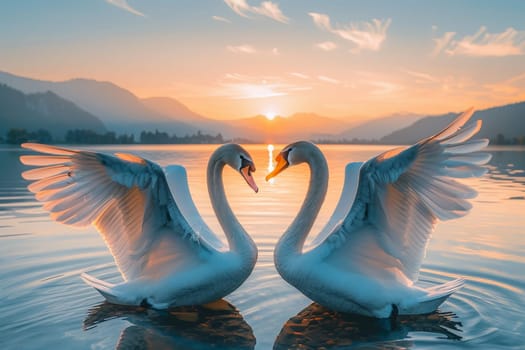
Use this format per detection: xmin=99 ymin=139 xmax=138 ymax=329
xmin=277 ymin=147 xmax=328 ymax=258
xmin=207 ymin=153 xmax=255 ymax=257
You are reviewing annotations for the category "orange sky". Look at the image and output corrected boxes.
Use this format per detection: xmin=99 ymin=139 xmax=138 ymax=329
xmin=1 ymin=1 xmax=525 ymax=121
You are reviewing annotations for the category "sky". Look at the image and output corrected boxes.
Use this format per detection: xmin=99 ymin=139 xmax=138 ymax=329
xmin=1 ymin=0 xmax=525 ymax=121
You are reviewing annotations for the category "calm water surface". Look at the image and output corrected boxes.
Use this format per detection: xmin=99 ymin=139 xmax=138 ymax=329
xmin=0 ymin=144 xmax=524 ymax=349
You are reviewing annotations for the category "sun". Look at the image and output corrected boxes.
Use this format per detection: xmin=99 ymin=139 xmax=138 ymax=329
xmin=265 ymin=111 xmax=277 ymax=120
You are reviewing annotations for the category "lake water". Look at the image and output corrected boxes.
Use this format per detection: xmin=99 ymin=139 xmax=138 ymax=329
xmin=1 ymin=144 xmax=524 ymax=350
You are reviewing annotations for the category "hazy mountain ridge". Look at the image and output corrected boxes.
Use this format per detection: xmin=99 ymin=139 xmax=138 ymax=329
xmin=1 ymin=71 xmax=523 ymax=144
xmin=0 ymin=83 xmax=106 ymax=139
xmin=381 ymin=102 xmax=525 ymax=144
xmin=0 ymin=71 xmax=199 ymax=136
xmin=338 ymin=113 xmax=423 ymax=141
xmin=140 ymin=96 xmax=245 ymax=138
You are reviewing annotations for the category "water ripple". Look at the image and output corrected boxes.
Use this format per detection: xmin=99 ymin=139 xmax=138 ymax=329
xmin=1 ymin=145 xmax=524 ymax=349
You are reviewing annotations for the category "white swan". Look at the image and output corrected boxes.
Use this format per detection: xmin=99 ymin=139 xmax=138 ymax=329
xmin=20 ymin=143 xmax=258 ymax=309
xmin=266 ymin=109 xmax=491 ymax=318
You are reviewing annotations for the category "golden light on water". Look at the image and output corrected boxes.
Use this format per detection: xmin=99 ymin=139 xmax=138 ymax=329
xmin=267 ymin=144 xmax=275 ymax=184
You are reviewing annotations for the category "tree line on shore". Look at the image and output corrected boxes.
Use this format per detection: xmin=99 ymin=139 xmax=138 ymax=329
xmin=2 ymin=128 xmax=524 ymax=146
xmin=1 ymin=128 xmax=225 ymax=145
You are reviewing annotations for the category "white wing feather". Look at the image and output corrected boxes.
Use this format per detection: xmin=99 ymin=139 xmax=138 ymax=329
xmin=319 ymin=108 xmax=491 ymax=282
xmin=309 ymin=162 xmax=363 ymax=249
xmin=20 ymin=143 xmax=208 ymax=281
xmin=165 ymin=165 xmax=226 ymax=250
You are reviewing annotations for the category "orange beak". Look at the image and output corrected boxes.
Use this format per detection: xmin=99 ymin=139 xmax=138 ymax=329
xmin=241 ymin=165 xmax=258 ymax=193
xmin=265 ymin=152 xmax=289 ymax=181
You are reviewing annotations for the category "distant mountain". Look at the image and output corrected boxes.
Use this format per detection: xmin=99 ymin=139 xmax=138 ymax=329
xmin=0 ymin=71 xmax=198 ymax=136
xmin=225 ymin=113 xmax=352 ymax=143
xmin=338 ymin=113 xmax=423 ymax=141
xmin=381 ymin=102 xmax=525 ymax=144
xmin=2 ymin=71 xmax=523 ymax=145
xmin=0 ymin=83 xmax=106 ymax=139
xmin=141 ymin=97 xmax=209 ymax=123
xmin=141 ymin=96 xmax=240 ymax=137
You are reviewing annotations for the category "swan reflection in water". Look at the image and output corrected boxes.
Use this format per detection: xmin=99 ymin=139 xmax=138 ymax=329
xmin=274 ymin=303 xmax=462 ymax=350
xmin=84 ymin=299 xmax=255 ymax=350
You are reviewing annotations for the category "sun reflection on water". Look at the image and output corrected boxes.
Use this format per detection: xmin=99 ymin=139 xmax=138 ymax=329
xmin=267 ymin=144 xmax=275 ymax=184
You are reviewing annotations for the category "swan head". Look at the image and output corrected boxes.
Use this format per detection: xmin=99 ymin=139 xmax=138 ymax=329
xmin=265 ymin=141 xmax=317 ymax=181
xmin=216 ymin=143 xmax=259 ymax=193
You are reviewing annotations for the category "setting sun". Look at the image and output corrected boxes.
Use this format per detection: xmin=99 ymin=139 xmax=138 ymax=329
xmin=265 ymin=111 xmax=277 ymax=121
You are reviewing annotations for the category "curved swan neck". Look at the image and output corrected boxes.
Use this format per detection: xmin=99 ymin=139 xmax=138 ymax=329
xmin=207 ymin=152 xmax=256 ymax=257
xmin=276 ymin=145 xmax=328 ymax=259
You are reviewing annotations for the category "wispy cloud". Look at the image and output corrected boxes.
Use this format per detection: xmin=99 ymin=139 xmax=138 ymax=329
xmin=401 ymin=68 xmax=473 ymax=92
xmin=252 ymin=1 xmax=289 ymax=23
xmin=106 ymin=0 xmax=145 ymax=17
xmin=227 ymin=44 xmax=257 ymax=54
xmin=317 ymin=75 xmax=340 ymax=84
xmin=432 ymin=32 xmax=455 ymax=56
xmin=484 ymin=71 xmax=525 ymax=96
xmin=506 ymin=71 xmax=525 ymax=84
xmin=309 ymin=13 xmax=331 ymax=31
xmin=212 ymin=15 xmax=231 ymax=23
xmin=224 ymin=0 xmax=289 ymax=23
xmin=401 ymin=69 xmax=440 ymax=83
xmin=367 ymin=80 xmax=402 ymax=95
xmin=309 ymin=13 xmax=391 ymax=52
xmin=433 ymin=26 xmax=525 ymax=56
xmin=353 ymin=71 xmax=403 ymax=95
xmin=224 ymin=0 xmax=250 ymax=17
xmin=211 ymin=73 xmax=311 ymax=99
xmin=315 ymin=41 xmax=337 ymax=51
xmin=289 ymin=72 xmax=310 ymax=80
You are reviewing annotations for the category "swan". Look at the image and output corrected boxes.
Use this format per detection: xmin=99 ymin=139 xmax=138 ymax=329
xmin=266 ymin=108 xmax=491 ymax=318
xmin=20 ymin=143 xmax=258 ymax=309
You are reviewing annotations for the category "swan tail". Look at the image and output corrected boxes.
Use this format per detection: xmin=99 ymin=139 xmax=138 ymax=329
xmin=81 ymin=272 xmax=123 ymax=304
xmin=402 ymin=278 xmax=465 ymax=315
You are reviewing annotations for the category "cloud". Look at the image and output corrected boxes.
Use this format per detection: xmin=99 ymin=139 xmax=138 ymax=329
xmin=484 ymin=71 xmax=525 ymax=96
xmin=224 ymin=0 xmax=250 ymax=17
xmin=289 ymin=72 xmax=310 ymax=79
xmin=227 ymin=45 xmax=257 ymax=54
xmin=433 ymin=26 xmax=525 ymax=57
xmin=309 ymin=13 xmax=331 ymax=31
xmin=432 ymin=32 xmax=456 ymax=56
xmin=401 ymin=69 xmax=440 ymax=83
xmin=315 ymin=41 xmax=337 ymax=51
xmin=367 ymin=80 xmax=402 ymax=95
xmin=318 ymin=75 xmax=340 ymax=84
xmin=506 ymin=71 xmax=525 ymax=84
xmin=252 ymin=1 xmax=289 ymax=23
xmin=309 ymin=13 xmax=391 ymax=52
xmin=212 ymin=15 xmax=231 ymax=23
xmin=213 ymin=73 xmax=311 ymax=99
xmin=106 ymin=0 xmax=145 ymax=17
xmin=224 ymin=0 xmax=289 ymax=23
xmin=227 ymin=45 xmax=282 ymax=55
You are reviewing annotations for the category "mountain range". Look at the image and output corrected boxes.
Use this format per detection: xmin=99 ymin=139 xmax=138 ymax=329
xmin=0 ymin=70 xmax=523 ymax=144
xmin=0 ymin=83 xmax=106 ymax=139
xmin=0 ymin=70 xmax=363 ymax=142
xmin=381 ymin=102 xmax=525 ymax=144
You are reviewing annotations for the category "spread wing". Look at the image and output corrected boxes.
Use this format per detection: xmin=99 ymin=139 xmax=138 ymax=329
xmin=318 ymin=108 xmax=491 ymax=282
xmin=20 ymin=143 xmax=210 ymax=281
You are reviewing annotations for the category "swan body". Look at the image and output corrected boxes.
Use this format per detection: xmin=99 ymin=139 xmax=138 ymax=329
xmin=20 ymin=143 xmax=258 ymax=309
xmin=266 ymin=109 xmax=490 ymax=318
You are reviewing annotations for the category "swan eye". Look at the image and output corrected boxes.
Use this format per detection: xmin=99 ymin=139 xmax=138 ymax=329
xmin=283 ymin=148 xmax=292 ymax=161
xmin=239 ymin=155 xmax=254 ymax=172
